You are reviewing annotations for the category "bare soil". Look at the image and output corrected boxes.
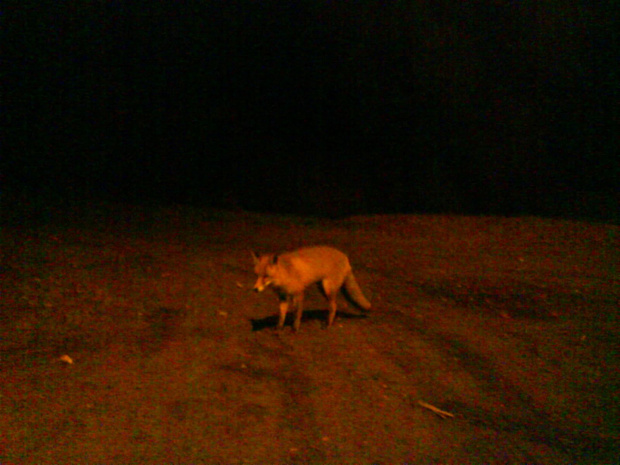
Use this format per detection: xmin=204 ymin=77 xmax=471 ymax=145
xmin=1 ymin=204 xmax=618 ymax=464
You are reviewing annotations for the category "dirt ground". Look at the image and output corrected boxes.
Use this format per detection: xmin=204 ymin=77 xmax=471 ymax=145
xmin=1 ymin=203 xmax=618 ymax=464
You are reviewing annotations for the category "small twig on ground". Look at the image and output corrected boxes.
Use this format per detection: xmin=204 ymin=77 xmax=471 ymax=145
xmin=417 ymin=400 xmax=454 ymax=419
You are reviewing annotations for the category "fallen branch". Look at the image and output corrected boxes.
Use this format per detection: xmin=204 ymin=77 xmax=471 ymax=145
xmin=417 ymin=400 xmax=454 ymax=419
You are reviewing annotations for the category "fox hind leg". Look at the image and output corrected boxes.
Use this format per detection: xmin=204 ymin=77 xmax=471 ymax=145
xmin=327 ymin=296 xmax=337 ymax=327
xmin=322 ymin=280 xmax=338 ymax=328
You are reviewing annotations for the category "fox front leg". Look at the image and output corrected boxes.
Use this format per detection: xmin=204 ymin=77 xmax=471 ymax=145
xmin=277 ymin=296 xmax=289 ymax=330
xmin=292 ymin=293 xmax=304 ymax=332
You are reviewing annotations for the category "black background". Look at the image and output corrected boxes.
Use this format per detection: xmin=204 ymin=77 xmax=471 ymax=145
xmin=5 ymin=2 xmax=618 ymax=219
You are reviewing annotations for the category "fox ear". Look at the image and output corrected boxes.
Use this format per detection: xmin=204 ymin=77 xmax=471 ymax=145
xmin=251 ymin=251 xmax=260 ymax=264
xmin=271 ymin=254 xmax=279 ymax=265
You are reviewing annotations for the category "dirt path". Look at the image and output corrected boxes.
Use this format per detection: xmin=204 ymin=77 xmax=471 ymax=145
xmin=1 ymin=206 xmax=618 ymax=463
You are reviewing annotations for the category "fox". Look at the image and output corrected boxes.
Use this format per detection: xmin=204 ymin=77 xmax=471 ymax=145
xmin=252 ymin=246 xmax=371 ymax=331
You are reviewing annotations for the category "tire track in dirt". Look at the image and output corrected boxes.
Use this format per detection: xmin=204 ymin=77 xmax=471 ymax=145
xmin=242 ymin=332 xmax=329 ymax=464
xmin=243 ymin=318 xmax=445 ymax=464
xmin=362 ymin=305 xmax=617 ymax=463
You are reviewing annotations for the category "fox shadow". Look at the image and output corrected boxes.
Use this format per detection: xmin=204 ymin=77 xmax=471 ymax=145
xmin=250 ymin=309 xmax=368 ymax=332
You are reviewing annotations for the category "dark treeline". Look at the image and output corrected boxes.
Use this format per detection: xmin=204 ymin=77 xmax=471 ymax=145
xmin=5 ymin=2 xmax=618 ymax=220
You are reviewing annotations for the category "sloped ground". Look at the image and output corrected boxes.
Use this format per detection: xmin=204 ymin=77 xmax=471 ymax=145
xmin=1 ymin=204 xmax=618 ymax=464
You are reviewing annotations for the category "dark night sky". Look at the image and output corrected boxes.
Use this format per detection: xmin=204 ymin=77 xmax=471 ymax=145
xmin=5 ymin=2 xmax=619 ymax=218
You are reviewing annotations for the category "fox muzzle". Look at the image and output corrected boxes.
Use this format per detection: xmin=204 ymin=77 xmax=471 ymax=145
xmin=253 ymin=279 xmax=272 ymax=293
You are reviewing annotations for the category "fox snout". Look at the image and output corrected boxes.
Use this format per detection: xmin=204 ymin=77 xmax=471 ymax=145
xmin=253 ymin=279 xmax=271 ymax=293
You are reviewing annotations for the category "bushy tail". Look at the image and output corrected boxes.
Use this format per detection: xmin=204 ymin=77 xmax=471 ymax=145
xmin=342 ymin=273 xmax=371 ymax=311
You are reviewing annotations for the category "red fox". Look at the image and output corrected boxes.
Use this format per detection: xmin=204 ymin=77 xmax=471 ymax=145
xmin=252 ymin=246 xmax=371 ymax=331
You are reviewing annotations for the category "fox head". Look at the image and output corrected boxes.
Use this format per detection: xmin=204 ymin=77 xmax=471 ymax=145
xmin=251 ymin=251 xmax=279 ymax=292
